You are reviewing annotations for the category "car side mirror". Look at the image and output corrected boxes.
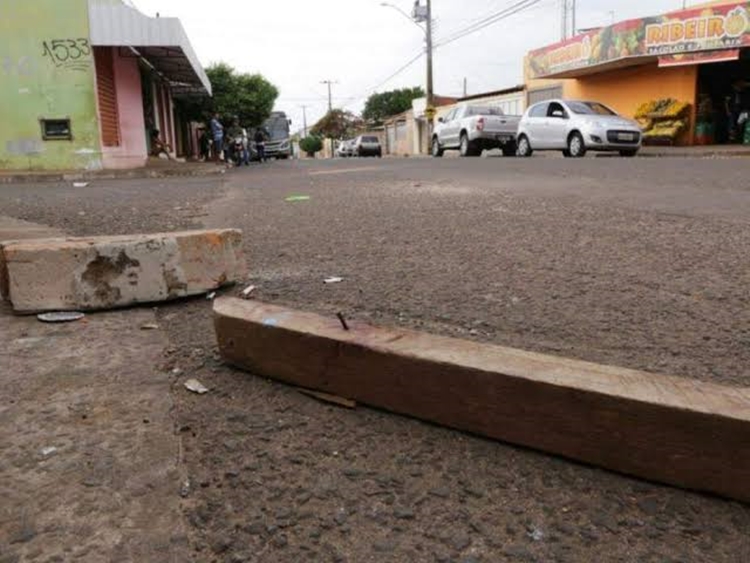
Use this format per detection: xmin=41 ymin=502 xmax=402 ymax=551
xmin=438 ymin=117 xmax=444 ymax=123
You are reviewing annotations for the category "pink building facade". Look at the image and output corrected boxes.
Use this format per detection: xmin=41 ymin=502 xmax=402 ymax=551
xmin=89 ymin=0 xmax=211 ymax=169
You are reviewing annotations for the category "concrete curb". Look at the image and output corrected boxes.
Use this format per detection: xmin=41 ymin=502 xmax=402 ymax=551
xmin=214 ymin=298 xmax=750 ymax=503
xmin=636 ymin=151 xmax=750 ymax=158
xmin=0 ymin=165 xmax=228 ymax=185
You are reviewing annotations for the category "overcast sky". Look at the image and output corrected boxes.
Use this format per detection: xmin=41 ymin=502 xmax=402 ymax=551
xmin=130 ymin=0 xmax=696 ymax=131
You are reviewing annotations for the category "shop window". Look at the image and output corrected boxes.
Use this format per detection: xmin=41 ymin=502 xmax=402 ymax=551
xmin=40 ymin=118 xmax=72 ymax=141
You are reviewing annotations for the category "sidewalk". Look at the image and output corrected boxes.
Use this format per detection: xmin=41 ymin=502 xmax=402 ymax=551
xmin=0 ymin=158 xmax=227 ymax=185
xmin=638 ymin=144 xmax=750 ymax=158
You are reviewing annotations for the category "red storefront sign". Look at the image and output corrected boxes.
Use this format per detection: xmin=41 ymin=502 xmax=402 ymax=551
xmin=527 ymin=2 xmax=750 ymax=79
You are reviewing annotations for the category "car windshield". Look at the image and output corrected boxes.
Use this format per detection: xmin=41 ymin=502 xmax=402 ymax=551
xmin=468 ymin=106 xmax=504 ymax=116
xmin=363 ymin=136 xmax=379 ymax=143
xmin=566 ymin=101 xmax=616 ymax=116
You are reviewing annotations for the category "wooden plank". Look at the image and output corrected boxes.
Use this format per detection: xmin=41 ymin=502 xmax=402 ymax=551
xmin=214 ymin=298 xmax=750 ymax=503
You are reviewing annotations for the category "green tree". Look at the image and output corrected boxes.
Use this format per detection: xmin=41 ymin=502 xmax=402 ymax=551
xmin=310 ymin=109 xmax=362 ymax=139
xmin=362 ymin=87 xmax=425 ymax=124
xmin=177 ymin=63 xmax=279 ymax=127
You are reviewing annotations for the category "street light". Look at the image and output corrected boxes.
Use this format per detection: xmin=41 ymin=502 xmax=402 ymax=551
xmin=380 ymin=1 xmax=434 ymax=130
xmin=380 ymin=2 xmax=426 ymax=33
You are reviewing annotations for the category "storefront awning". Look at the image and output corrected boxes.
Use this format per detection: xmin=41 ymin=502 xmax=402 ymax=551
xmin=658 ymin=48 xmax=740 ymax=67
xmin=538 ymin=56 xmax=658 ymax=79
xmin=88 ymin=0 xmax=212 ymax=96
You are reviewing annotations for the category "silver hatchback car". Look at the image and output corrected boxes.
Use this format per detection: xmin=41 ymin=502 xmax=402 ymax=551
xmin=517 ymin=99 xmax=642 ymax=158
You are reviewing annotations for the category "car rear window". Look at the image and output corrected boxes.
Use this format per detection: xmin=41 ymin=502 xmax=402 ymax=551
xmin=468 ymin=106 xmax=504 ymax=116
xmin=363 ymin=136 xmax=379 ymax=143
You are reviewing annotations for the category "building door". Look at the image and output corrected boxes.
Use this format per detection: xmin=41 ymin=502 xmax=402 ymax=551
xmin=140 ymin=66 xmax=155 ymax=152
xmin=387 ymin=125 xmax=396 ymax=154
xmin=94 ymin=47 xmax=120 ymax=147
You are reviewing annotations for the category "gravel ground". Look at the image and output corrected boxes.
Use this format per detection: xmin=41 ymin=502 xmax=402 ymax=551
xmin=2 ymin=157 xmax=749 ymax=562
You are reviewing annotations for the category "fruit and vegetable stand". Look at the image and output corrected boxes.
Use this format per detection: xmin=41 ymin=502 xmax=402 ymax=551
xmin=635 ymin=99 xmax=691 ymax=146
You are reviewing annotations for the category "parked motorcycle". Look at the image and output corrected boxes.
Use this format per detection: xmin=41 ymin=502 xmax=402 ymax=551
xmin=230 ymin=135 xmax=246 ymax=166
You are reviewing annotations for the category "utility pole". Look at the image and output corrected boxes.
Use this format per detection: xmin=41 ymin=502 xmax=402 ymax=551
xmin=300 ymin=105 xmax=308 ymax=138
xmin=463 ymin=77 xmax=467 ymax=98
xmin=320 ymin=80 xmax=336 ymax=113
xmin=320 ymin=80 xmax=337 ymax=158
xmin=561 ymin=0 xmax=577 ymax=39
xmin=425 ymin=0 xmax=434 ymax=113
xmin=383 ymin=1 xmax=434 ymax=152
xmin=571 ymin=0 xmax=576 ymax=37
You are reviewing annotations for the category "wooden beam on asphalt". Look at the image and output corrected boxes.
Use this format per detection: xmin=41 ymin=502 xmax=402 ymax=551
xmin=214 ymin=298 xmax=750 ymax=503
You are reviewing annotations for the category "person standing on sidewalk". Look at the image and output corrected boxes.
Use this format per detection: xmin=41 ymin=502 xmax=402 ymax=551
xmin=199 ymin=129 xmax=211 ymax=161
xmin=254 ymin=127 xmax=267 ymax=162
xmin=210 ymin=113 xmax=224 ymax=162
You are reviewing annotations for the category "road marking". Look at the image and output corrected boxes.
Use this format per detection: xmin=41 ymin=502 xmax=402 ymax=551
xmin=308 ymin=167 xmax=380 ymax=176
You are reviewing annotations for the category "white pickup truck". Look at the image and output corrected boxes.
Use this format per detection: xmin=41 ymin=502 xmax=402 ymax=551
xmin=432 ymin=105 xmax=521 ymax=157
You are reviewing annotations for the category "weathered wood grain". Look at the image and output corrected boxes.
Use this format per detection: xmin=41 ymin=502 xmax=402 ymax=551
xmin=214 ymin=297 xmax=750 ymax=503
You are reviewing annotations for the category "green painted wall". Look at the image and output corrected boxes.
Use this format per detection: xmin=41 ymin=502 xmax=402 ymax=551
xmin=0 ymin=0 xmax=102 ymax=170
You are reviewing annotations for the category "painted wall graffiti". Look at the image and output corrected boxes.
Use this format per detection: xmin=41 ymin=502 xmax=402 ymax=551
xmin=0 ymin=0 xmax=102 ymax=170
xmin=42 ymin=38 xmax=92 ymax=71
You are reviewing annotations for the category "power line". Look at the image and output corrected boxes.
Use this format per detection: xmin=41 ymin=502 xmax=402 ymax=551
xmin=434 ymin=0 xmax=543 ymax=48
xmin=366 ymin=50 xmax=425 ymax=95
xmin=344 ymin=50 xmax=425 ymax=108
xmin=436 ymin=0 xmax=542 ymax=47
xmin=305 ymin=1 xmax=542 ymax=115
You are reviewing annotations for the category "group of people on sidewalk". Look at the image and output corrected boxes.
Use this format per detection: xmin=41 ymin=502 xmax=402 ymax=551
xmin=200 ymin=114 xmax=269 ymax=165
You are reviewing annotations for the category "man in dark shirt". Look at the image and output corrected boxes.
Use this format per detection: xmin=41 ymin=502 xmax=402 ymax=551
xmin=254 ymin=128 xmax=267 ymax=162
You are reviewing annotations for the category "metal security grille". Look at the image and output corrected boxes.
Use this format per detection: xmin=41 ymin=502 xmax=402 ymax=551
xmin=94 ymin=47 xmax=120 ymax=147
xmin=527 ymin=85 xmax=563 ymax=106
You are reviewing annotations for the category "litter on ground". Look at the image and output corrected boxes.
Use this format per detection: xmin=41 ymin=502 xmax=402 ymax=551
xmin=37 ymin=312 xmax=85 ymax=323
xmin=241 ymin=285 xmax=257 ymax=299
xmin=184 ymin=379 xmax=209 ymax=395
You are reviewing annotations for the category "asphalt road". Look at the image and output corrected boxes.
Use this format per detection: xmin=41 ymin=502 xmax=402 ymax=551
xmin=205 ymin=156 xmax=750 ymax=387
xmin=2 ymin=156 xmax=749 ymax=562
